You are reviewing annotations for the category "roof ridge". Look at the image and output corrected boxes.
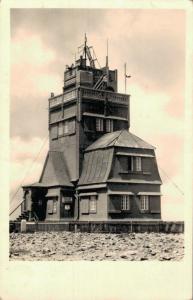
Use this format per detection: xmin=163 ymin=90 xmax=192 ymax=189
xmin=106 ymin=130 xmax=123 ymax=147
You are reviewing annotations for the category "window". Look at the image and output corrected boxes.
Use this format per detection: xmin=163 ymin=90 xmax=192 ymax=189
xmin=47 ymin=198 xmax=57 ymax=214
xmin=136 ymin=157 xmax=142 ymax=171
xmin=58 ymin=122 xmax=63 ymax=136
xmin=80 ymin=195 xmax=97 ymax=214
xmin=89 ymin=196 xmax=97 ymax=213
xmin=96 ymin=118 xmax=103 ymax=132
xmin=128 ymin=156 xmax=134 ymax=171
xmin=119 ymin=156 xmax=142 ymax=173
xmin=53 ymin=200 xmax=57 ymax=213
xmin=121 ymin=195 xmax=130 ymax=211
xmin=106 ymin=119 xmax=113 ymax=132
xmin=58 ymin=119 xmax=76 ymax=136
xmin=84 ymin=117 xmax=95 ymax=132
xmin=140 ymin=195 xmax=149 ymax=211
xmin=81 ymin=198 xmax=89 ymax=214
xmin=51 ymin=125 xmax=58 ymax=140
xmin=64 ymin=121 xmax=68 ymax=134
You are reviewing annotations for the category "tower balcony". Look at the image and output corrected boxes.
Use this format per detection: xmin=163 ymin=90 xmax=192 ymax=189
xmin=49 ymin=87 xmax=129 ymax=109
xmin=49 ymin=89 xmax=77 ymax=108
xmin=81 ymin=87 xmax=129 ymax=105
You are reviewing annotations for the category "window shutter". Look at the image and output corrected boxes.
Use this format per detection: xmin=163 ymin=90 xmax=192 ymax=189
xmin=52 ymin=125 xmax=58 ymax=139
xmin=47 ymin=199 xmax=53 ymax=214
xmin=109 ymin=196 xmax=121 ymax=213
xmin=150 ymin=196 xmax=161 ymax=213
xmin=89 ymin=196 xmax=97 ymax=213
xmin=119 ymin=157 xmax=128 ymax=172
xmin=81 ymin=198 xmax=89 ymax=214
xmin=58 ymin=122 xmax=63 ymax=136
xmin=68 ymin=119 xmax=75 ymax=134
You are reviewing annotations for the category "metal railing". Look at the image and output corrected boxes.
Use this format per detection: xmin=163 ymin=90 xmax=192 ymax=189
xmin=49 ymin=89 xmax=77 ymax=108
xmin=81 ymin=87 xmax=129 ymax=104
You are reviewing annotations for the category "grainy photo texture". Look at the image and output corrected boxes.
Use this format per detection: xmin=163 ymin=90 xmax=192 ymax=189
xmin=10 ymin=9 xmax=185 ymax=261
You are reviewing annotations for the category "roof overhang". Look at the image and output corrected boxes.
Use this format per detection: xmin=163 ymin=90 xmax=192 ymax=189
xmin=108 ymin=191 xmax=134 ymax=195
xmin=116 ymin=152 xmax=155 ymax=158
xmin=77 ymin=184 xmax=107 ymax=190
xmin=137 ymin=192 xmax=162 ymax=196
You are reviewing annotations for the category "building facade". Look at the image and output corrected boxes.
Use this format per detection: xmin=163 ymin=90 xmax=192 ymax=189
xmin=22 ymin=37 xmax=162 ymax=222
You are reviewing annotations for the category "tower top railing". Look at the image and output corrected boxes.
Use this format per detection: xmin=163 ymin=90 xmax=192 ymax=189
xmin=49 ymin=87 xmax=129 ymax=108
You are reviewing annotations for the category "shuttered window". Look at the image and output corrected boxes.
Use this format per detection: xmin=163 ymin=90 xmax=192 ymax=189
xmin=89 ymin=196 xmax=97 ymax=213
xmin=51 ymin=125 xmax=58 ymax=140
xmin=150 ymin=196 xmax=161 ymax=213
xmin=81 ymin=198 xmax=89 ymax=214
xmin=119 ymin=156 xmax=128 ymax=173
xmin=108 ymin=195 xmax=122 ymax=213
xmin=47 ymin=199 xmax=54 ymax=214
xmin=58 ymin=122 xmax=63 ymax=136
xmin=58 ymin=118 xmax=76 ymax=136
xmin=68 ymin=119 xmax=76 ymax=134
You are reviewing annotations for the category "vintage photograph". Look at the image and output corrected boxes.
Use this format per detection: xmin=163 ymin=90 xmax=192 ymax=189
xmin=9 ymin=8 xmax=185 ymax=261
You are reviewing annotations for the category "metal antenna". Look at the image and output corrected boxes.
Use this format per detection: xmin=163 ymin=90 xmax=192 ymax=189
xmin=106 ymin=39 xmax=109 ymax=68
xmin=106 ymin=39 xmax=109 ymax=85
xmin=84 ymin=33 xmax=87 ymax=65
xmin=124 ymin=63 xmax=131 ymax=93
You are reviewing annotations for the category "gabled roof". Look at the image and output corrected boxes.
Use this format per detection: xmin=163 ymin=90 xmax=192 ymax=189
xmin=78 ymin=148 xmax=114 ymax=186
xmin=86 ymin=130 xmax=155 ymax=151
xmin=39 ymin=151 xmax=73 ymax=187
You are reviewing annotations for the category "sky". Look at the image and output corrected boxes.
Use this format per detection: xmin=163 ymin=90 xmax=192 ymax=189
xmin=10 ymin=8 xmax=186 ymax=220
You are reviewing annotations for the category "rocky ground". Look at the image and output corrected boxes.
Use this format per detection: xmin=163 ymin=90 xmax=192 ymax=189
xmin=9 ymin=232 xmax=184 ymax=261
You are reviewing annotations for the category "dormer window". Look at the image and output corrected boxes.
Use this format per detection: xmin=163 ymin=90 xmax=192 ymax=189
xmin=119 ymin=156 xmax=142 ymax=173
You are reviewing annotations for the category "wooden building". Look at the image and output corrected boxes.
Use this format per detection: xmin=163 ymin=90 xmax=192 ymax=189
xmin=22 ymin=37 xmax=162 ymax=222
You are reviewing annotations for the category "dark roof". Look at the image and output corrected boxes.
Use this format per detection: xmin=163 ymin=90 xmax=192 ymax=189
xmin=39 ymin=151 xmax=73 ymax=187
xmin=22 ymin=182 xmax=49 ymax=188
xmin=78 ymin=148 xmax=114 ymax=186
xmin=86 ymin=130 xmax=155 ymax=151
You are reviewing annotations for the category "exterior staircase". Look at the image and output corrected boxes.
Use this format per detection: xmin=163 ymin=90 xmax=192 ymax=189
xmin=16 ymin=210 xmax=30 ymax=221
xmin=9 ymin=210 xmax=39 ymax=233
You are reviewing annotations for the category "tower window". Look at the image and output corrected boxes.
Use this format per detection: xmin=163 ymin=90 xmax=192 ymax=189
xmin=58 ymin=122 xmax=63 ymax=136
xmin=140 ymin=195 xmax=149 ymax=211
xmin=106 ymin=119 xmax=113 ymax=132
xmin=96 ymin=118 xmax=104 ymax=132
xmin=58 ymin=119 xmax=76 ymax=136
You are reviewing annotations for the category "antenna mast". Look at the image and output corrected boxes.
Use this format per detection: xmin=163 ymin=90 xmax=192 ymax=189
xmin=124 ymin=63 xmax=131 ymax=93
xmin=106 ymin=39 xmax=109 ymax=85
xmin=84 ymin=33 xmax=87 ymax=65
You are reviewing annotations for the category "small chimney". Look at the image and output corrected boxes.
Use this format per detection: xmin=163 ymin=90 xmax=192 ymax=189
xmin=51 ymin=92 xmax=54 ymax=98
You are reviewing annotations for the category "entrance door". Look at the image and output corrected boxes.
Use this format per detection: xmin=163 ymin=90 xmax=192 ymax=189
xmin=60 ymin=196 xmax=74 ymax=218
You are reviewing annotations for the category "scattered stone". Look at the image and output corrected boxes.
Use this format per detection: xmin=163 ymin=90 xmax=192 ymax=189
xmin=9 ymin=232 xmax=184 ymax=261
